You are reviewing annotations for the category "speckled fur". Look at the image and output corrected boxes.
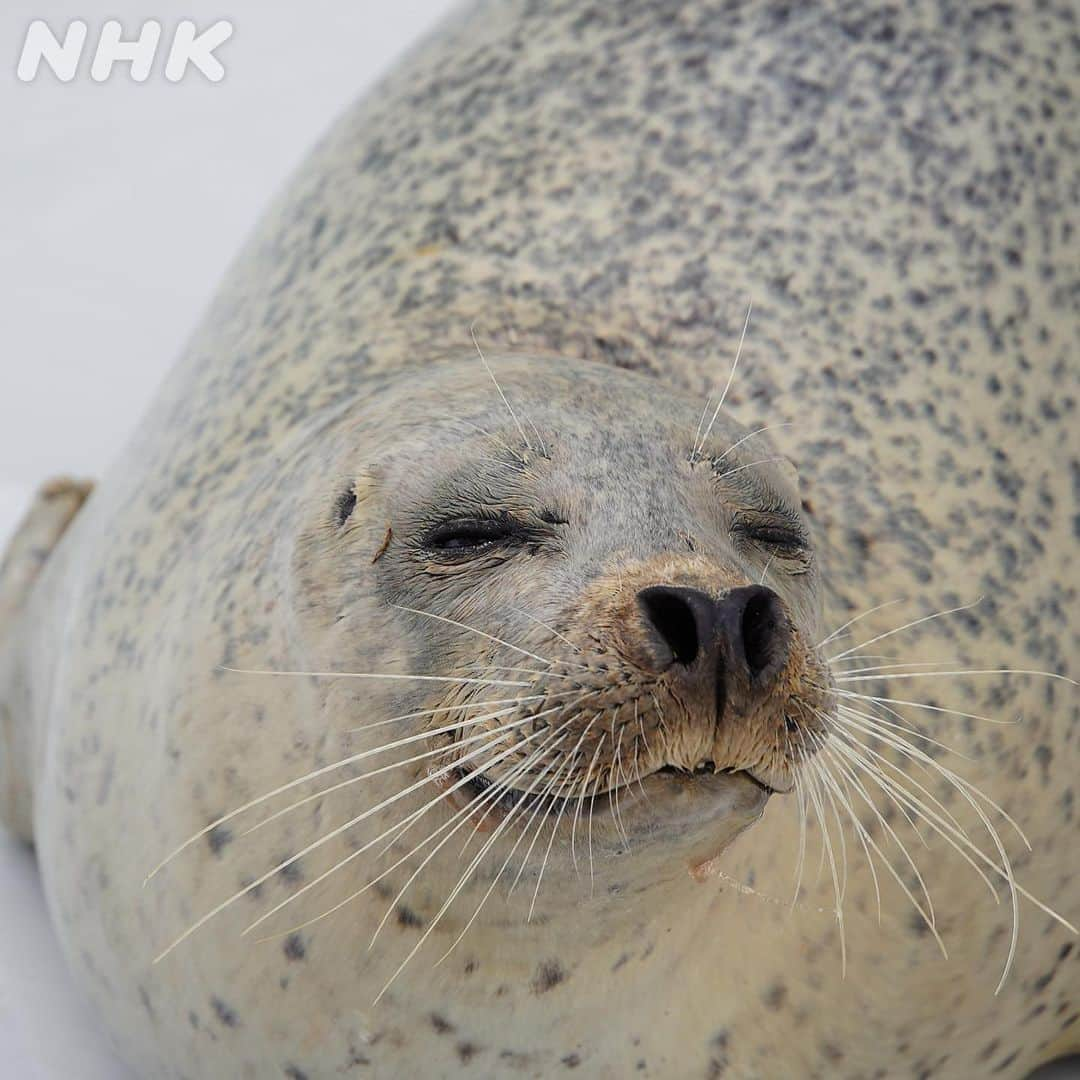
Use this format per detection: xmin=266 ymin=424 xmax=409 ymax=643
xmin=1 ymin=1 xmax=1077 ymax=1077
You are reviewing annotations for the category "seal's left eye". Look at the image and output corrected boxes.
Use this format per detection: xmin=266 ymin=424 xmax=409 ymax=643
xmin=425 ymin=518 xmax=520 ymax=552
xmin=735 ymin=520 xmax=809 ymax=557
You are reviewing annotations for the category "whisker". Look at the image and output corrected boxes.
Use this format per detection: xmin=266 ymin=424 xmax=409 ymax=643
xmin=152 ymin=713 xmax=561 ymax=961
xmin=249 ymin=729 xmax=548 ymax=942
xmin=716 ymin=456 xmax=788 ymax=481
xmin=242 ymin=714 xmax=569 ymax=939
xmin=834 ymin=703 xmax=1030 ymax=853
xmin=344 ymin=693 xmax=550 ymax=734
xmin=528 ymin=721 xmax=597 ymax=921
xmin=715 ymin=421 xmax=794 ymax=465
xmin=817 ymin=722 xmax=945 ymax=922
xmin=829 ymin=598 xmax=983 ymax=662
xmin=507 ymin=606 xmax=582 ymax=653
xmin=816 ymin=736 xmax=947 ymax=955
xmin=830 ymin=659 xmax=966 ymax=676
xmin=694 ymin=300 xmax=753 ymax=461
xmin=374 ymin=740 xmax=571 ymax=1002
xmin=570 ymin=727 xmax=605 ymax=875
xmin=219 ymin=665 xmax=529 ymax=688
xmin=470 ymin=320 xmax=534 ymax=454
xmin=815 ymin=598 xmax=908 ymax=650
xmin=829 ymin=686 xmax=1019 ymax=727
xmin=367 ymin=730 xmax=566 ymax=949
xmin=836 ymin=667 xmax=1077 ymax=688
xmin=435 ymin=415 xmax=518 ymax=459
xmin=832 ymin=703 xmax=974 ymax=761
xmin=819 ymin=745 xmax=883 ymax=923
xmin=804 ymin=754 xmax=847 ymax=976
xmin=389 ymin=603 xmax=581 ymax=669
xmin=238 ymin=708 xmax=527 ymax=839
xmin=145 ymin=698 xmax=540 ymax=882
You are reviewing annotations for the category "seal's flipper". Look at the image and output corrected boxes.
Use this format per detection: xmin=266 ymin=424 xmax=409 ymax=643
xmin=0 ymin=477 xmax=93 ymax=842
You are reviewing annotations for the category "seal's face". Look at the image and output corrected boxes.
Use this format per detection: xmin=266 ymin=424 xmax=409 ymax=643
xmin=300 ymin=354 xmax=835 ymax=895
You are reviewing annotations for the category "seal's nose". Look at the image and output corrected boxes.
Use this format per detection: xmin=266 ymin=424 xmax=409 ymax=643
xmin=637 ymin=585 xmax=717 ymax=667
xmin=717 ymin=585 xmax=790 ymax=685
xmin=636 ymin=584 xmax=791 ymax=714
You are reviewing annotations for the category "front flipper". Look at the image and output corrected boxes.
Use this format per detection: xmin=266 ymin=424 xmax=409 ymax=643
xmin=0 ymin=477 xmax=93 ymax=841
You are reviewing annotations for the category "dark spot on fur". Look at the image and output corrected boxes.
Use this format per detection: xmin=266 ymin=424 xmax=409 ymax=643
xmin=822 ymin=1042 xmax=844 ymax=1063
xmin=464 ymin=959 xmax=477 ymax=975
xmin=397 ymin=905 xmax=423 ymax=928
xmin=284 ymin=1067 xmax=309 ymax=1080
xmin=457 ymin=1042 xmax=479 ymax=1063
xmin=207 ymin=825 xmax=232 ymax=855
xmin=708 ymin=1029 xmax=730 ymax=1075
xmin=211 ymin=996 xmax=239 ymax=1028
xmin=500 ymin=1049 xmax=532 ymax=1068
xmin=562 ymin=1053 xmax=581 ymax=1068
xmin=763 ymin=982 xmax=788 ymax=1010
xmin=277 ymin=860 xmax=302 ymax=884
xmin=334 ymin=486 xmax=357 ymax=527
xmin=430 ymin=1013 xmax=454 ymax=1035
xmin=992 ymin=1050 xmax=1019 ymax=1073
xmin=1034 ymin=743 xmax=1052 ymax=781
xmin=532 ymin=959 xmax=566 ymax=993
xmin=283 ymin=933 xmax=306 ymax=962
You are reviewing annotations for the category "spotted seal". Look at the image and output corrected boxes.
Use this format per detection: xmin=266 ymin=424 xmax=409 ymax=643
xmin=1 ymin=1 xmax=1077 ymax=1077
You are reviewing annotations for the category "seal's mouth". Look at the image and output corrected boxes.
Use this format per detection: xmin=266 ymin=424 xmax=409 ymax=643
xmin=452 ymin=759 xmax=774 ymax=819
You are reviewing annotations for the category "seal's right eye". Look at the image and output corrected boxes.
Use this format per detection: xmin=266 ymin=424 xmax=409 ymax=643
xmin=424 ymin=517 xmax=522 ymax=553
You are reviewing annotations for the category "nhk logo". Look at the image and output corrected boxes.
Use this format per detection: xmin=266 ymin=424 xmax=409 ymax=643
xmin=16 ymin=19 xmax=233 ymax=83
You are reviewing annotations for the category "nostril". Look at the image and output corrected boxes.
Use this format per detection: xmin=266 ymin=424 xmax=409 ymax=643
xmin=740 ymin=588 xmax=783 ymax=677
xmin=637 ymin=586 xmax=712 ymax=666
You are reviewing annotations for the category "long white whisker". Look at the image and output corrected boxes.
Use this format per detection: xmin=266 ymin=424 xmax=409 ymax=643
xmin=145 ymin=698 xmax=539 ymax=882
xmin=804 ymin=754 xmax=847 ymax=977
xmin=219 ymin=665 xmax=529 ymax=688
xmin=507 ymin=606 xmax=582 ymax=653
xmin=528 ymin=720 xmax=596 ymax=921
xmin=239 ymin=708 xmax=527 ymax=838
xmin=249 ymin=728 xmax=549 ymax=942
xmin=817 ymin=738 xmax=948 ymax=954
xmin=816 ymin=598 xmax=908 ymax=649
xmin=830 ymin=686 xmax=1019 ymax=727
xmin=816 ymin=724 xmax=945 ymax=930
xmin=471 ymin=321 xmax=533 ymax=453
xmin=835 ymin=702 xmax=1030 ymax=848
xmin=375 ymin=739 xmax=571 ymax=1002
xmin=152 ymin=710 xmax=567 ymax=961
xmin=829 ymin=599 xmax=983 ymax=662
xmin=570 ymin=728 xmax=605 ymax=875
xmin=389 ymin=603 xmax=581 ymax=669
xmin=836 ymin=668 xmax=1078 ymax=688
xmin=695 ymin=300 xmax=752 ymax=459
xmin=715 ymin=422 xmax=794 ymax=465
xmin=367 ymin=730 xmax=565 ymax=950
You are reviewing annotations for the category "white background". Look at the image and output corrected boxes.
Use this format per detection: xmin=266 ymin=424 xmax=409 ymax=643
xmin=0 ymin=4 xmax=455 ymax=1076
xmin=0 ymin=4 xmax=1076 ymax=1078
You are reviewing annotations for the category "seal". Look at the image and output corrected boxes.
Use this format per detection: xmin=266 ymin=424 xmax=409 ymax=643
xmin=2 ymin=2 xmax=1077 ymax=1077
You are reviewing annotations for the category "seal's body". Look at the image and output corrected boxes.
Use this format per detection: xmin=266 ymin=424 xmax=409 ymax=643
xmin=2 ymin=2 xmax=1077 ymax=1077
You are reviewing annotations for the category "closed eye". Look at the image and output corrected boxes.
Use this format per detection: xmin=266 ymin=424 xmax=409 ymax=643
xmin=423 ymin=516 xmax=524 ymax=553
xmin=733 ymin=518 xmax=810 ymax=559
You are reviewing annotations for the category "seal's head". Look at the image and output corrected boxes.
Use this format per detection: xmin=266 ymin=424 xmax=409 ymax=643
xmin=294 ymin=354 xmax=835 ymax=911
